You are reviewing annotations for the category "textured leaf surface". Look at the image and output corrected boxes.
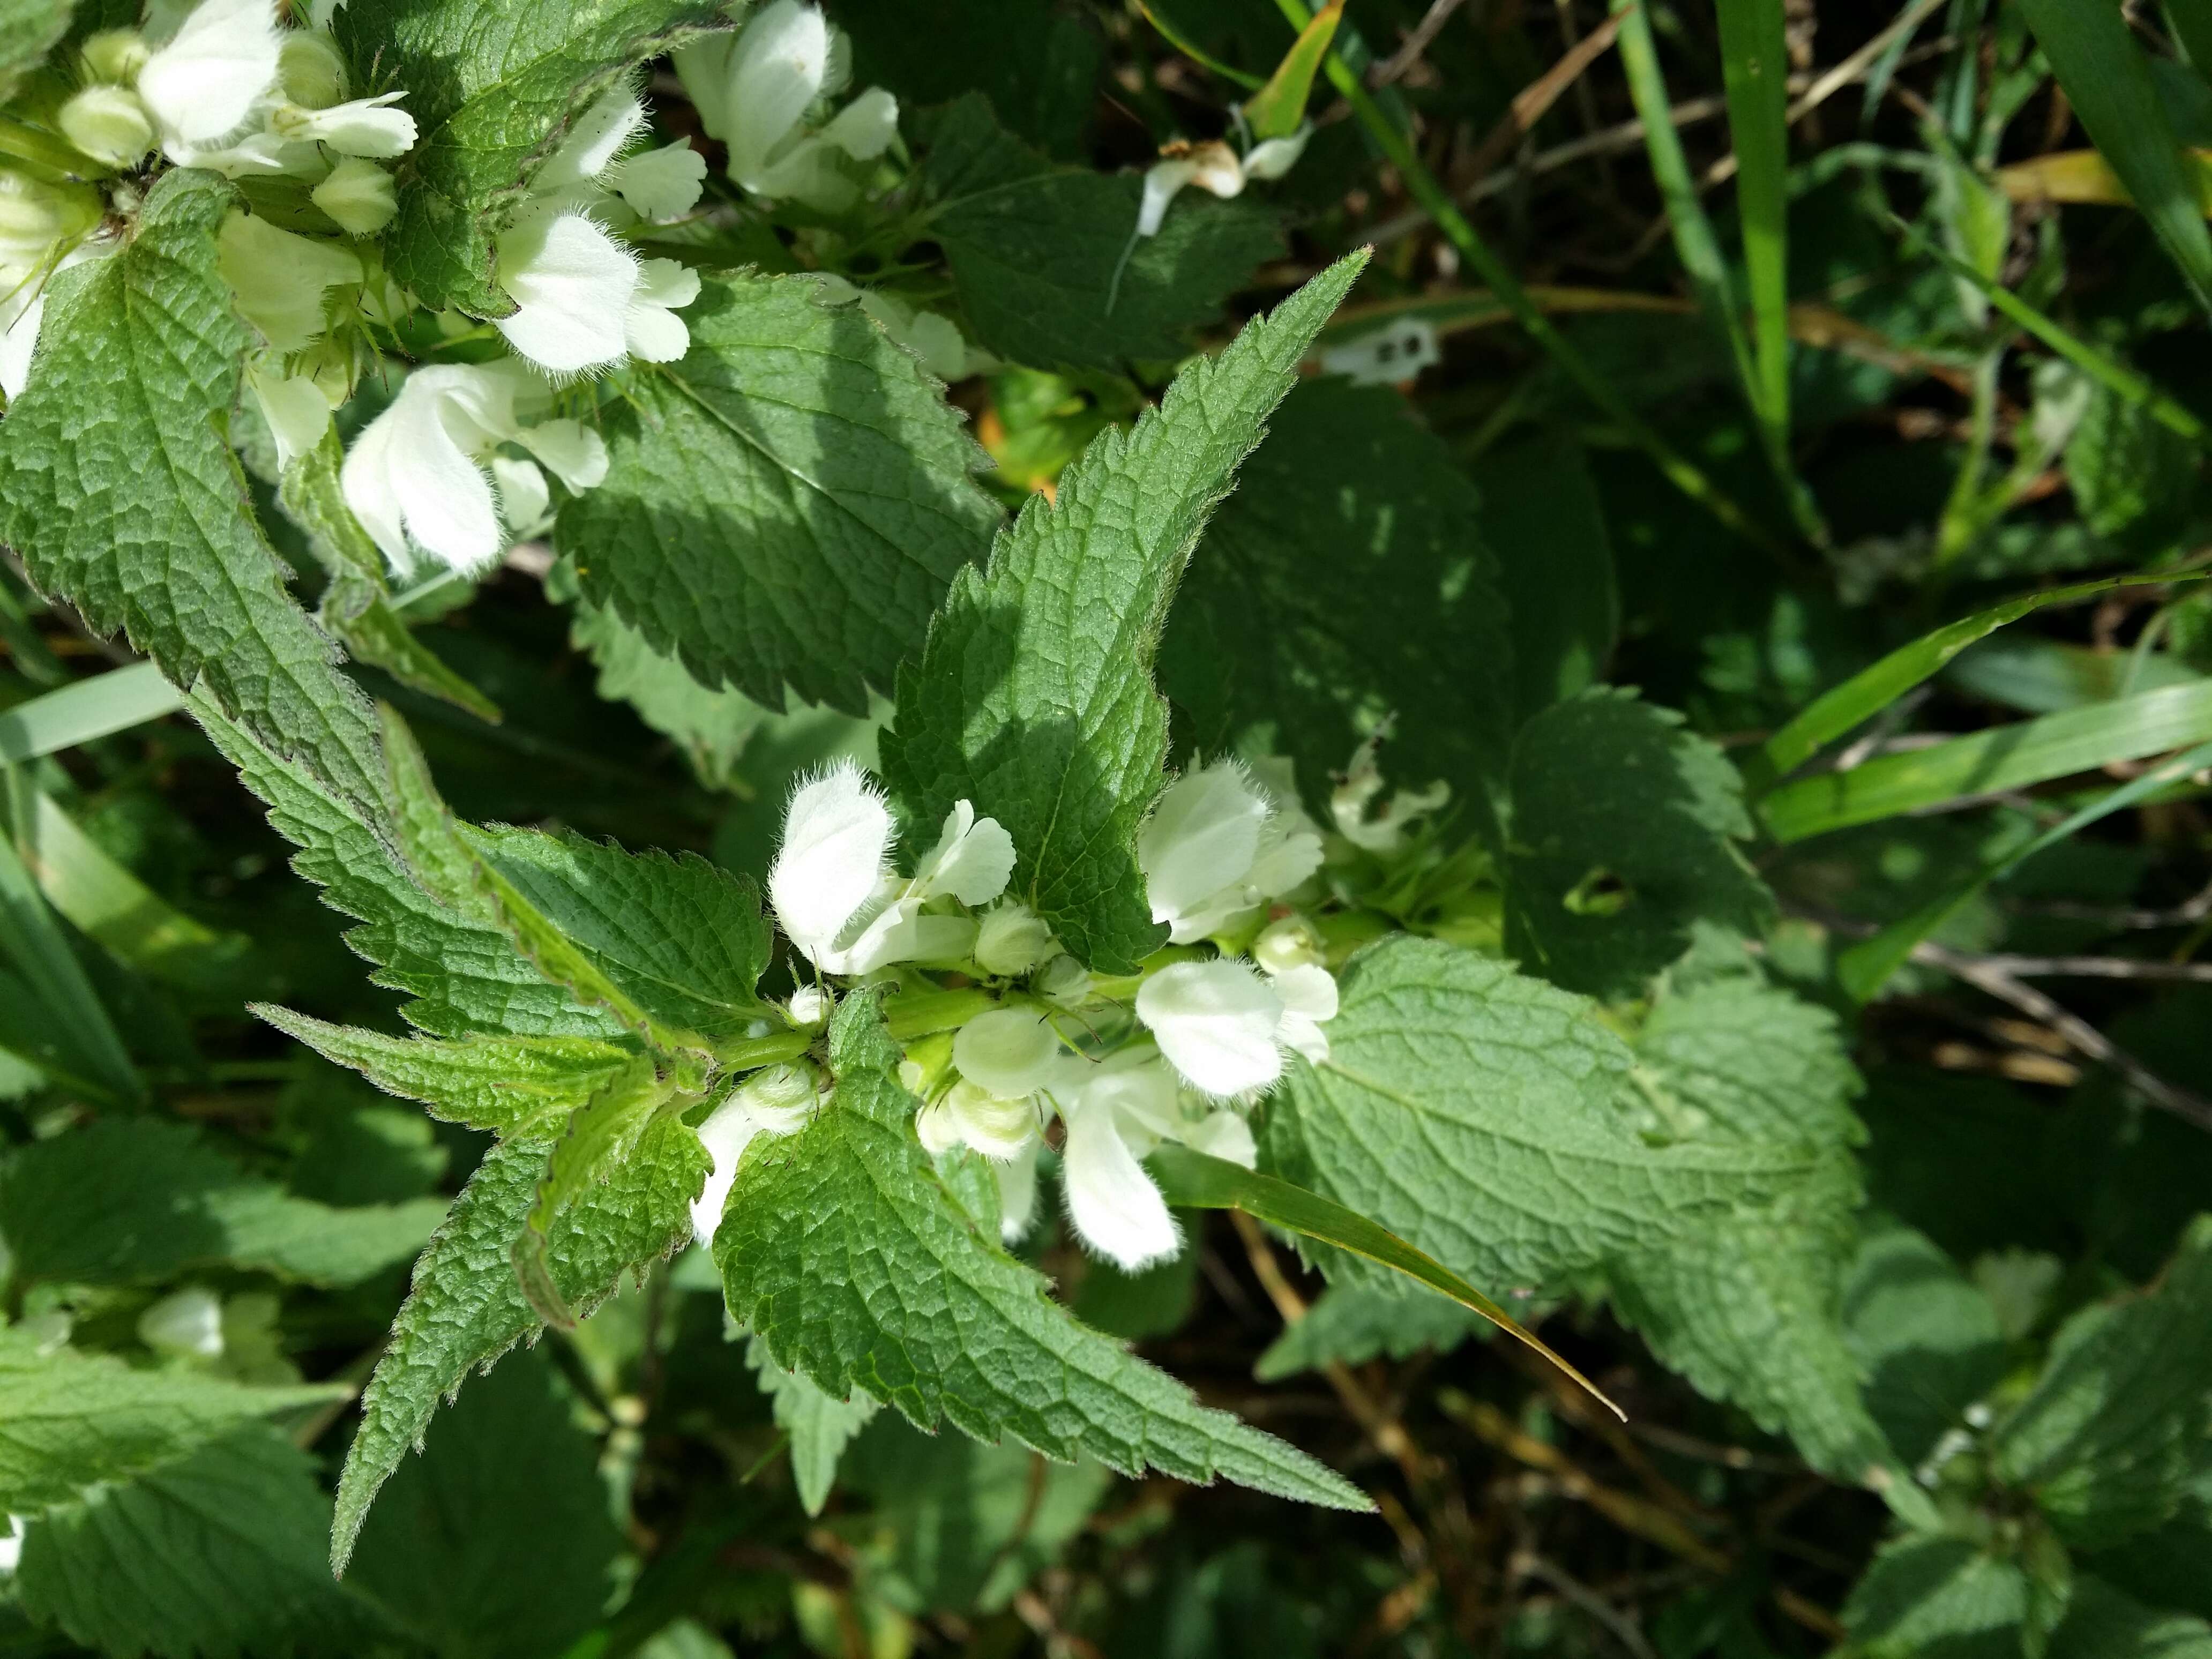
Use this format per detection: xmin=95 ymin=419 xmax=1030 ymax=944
xmin=464 ymin=826 xmax=771 ymax=1050
xmin=561 ymin=274 xmax=1001 ymax=713
xmin=748 ymin=1334 xmax=880 ymax=1518
xmin=1504 ymin=689 xmax=1773 ymax=998
xmin=347 ymin=1352 xmax=621 ymax=1659
xmin=0 ymin=170 xmax=386 ymax=824
xmin=1842 ymin=1534 xmax=2030 ymax=1659
xmin=257 ymin=1007 xmax=635 ymax=1135
xmin=0 ymin=1329 xmax=337 ymax=1516
xmin=716 ymin=993 xmax=1367 ymax=1512
xmin=922 ymin=95 xmax=1284 ymax=372
xmin=194 ymin=693 xmax=619 ymax=1041
xmin=2052 ymin=1578 xmax=2212 ymax=1659
xmin=881 ymin=255 xmax=1365 ymax=971
xmin=17 ymin=1426 xmax=378 ymax=1659
xmin=1997 ymin=1214 xmax=2212 ymax=1549
xmin=1259 ymin=937 xmax=1808 ymax=1295
xmin=1843 ymin=1215 xmax=2008 ymax=1466
xmin=0 ymin=1118 xmax=443 ymax=1288
xmin=331 ymin=1117 xmax=704 ymax=1570
xmin=1162 ymin=377 xmax=1517 ymax=835
xmin=332 ymin=0 xmax=723 ymax=314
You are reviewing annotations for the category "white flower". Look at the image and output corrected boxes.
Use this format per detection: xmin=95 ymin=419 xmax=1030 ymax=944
xmin=275 ymin=27 xmax=346 ymax=107
xmin=974 ymin=902 xmax=1054 ymax=977
xmin=674 ymin=0 xmax=898 ymax=212
xmin=495 ymin=209 xmax=639 ymax=376
xmin=768 ymin=759 xmax=894 ymax=968
xmin=488 ymin=455 xmax=549 ymax=533
xmin=1267 ymin=961 xmax=1337 ymax=1066
xmin=58 ymin=85 xmax=154 ymax=167
xmin=340 ymin=361 xmax=607 ymax=576
xmin=1240 ymin=123 xmax=1312 ymax=182
xmin=787 ymin=985 xmax=830 ymax=1028
xmin=1332 ymin=734 xmax=1450 ymax=855
xmin=952 ymin=1007 xmax=1062 ymax=1100
xmin=138 ymin=1286 xmax=225 ymax=1359
xmin=911 ymin=800 xmax=1017 ymax=906
xmin=218 ymin=212 xmax=362 ymax=354
xmin=997 ymin=1141 xmax=1041 ymax=1243
xmin=1 ymin=238 xmax=108 ymax=401
xmin=245 ymin=360 xmax=334 ymax=469
xmin=312 ymin=156 xmax=397 ymax=235
xmin=1135 ymin=958 xmax=1285 ymax=1098
xmin=610 ymin=140 xmax=708 ymax=222
xmin=0 ymin=1516 xmax=23 ymax=1576
xmin=1139 ymin=757 xmax=1321 ymax=944
xmin=540 ymin=86 xmax=648 ymax=194
xmin=690 ymin=1065 xmax=816 ymax=1243
xmin=1138 ymin=139 xmax=1244 ymax=237
xmin=1057 ymin=1053 xmax=1180 ymax=1271
xmin=917 ymin=1080 xmax=1041 ymax=1162
xmin=137 ymin=0 xmax=282 ymax=147
xmin=270 ymin=91 xmax=415 ymax=157
xmin=1180 ymin=1107 xmax=1257 ymax=1167
xmin=625 ymin=257 xmax=699 ymax=363
xmin=1252 ymin=914 xmax=1323 ymax=976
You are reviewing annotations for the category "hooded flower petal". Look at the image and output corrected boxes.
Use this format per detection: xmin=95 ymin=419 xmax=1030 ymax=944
xmin=974 ymin=902 xmax=1054 ymax=976
xmin=58 ymin=86 xmax=154 ymax=167
xmin=723 ymin=0 xmax=831 ymax=185
xmin=271 ymin=91 xmax=416 ymax=158
xmin=815 ymin=85 xmax=898 ymax=160
xmin=138 ymin=0 xmax=281 ymax=146
xmin=624 ymin=257 xmax=699 ymax=363
xmin=1060 ymin=1085 xmax=1178 ymax=1270
xmin=611 ymin=140 xmax=708 ymax=221
xmin=917 ymin=1080 xmax=1041 ymax=1161
xmin=494 ymin=210 xmax=638 ymax=375
xmin=515 ymin=417 xmax=609 ymax=491
xmin=339 ymin=364 xmax=510 ymax=576
xmin=489 ymin=454 xmax=550 ymax=532
xmin=1139 ymin=758 xmax=1268 ymax=942
xmin=1180 ymin=1108 xmax=1258 ymax=1168
xmin=912 ymin=799 xmax=1017 ymax=906
xmin=539 ymin=87 xmax=647 ymax=191
xmin=1135 ymin=958 xmax=1285 ymax=1097
xmin=769 ymin=760 xmax=895 ymax=967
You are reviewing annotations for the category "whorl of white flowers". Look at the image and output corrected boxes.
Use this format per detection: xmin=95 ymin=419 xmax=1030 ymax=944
xmin=1136 ymin=124 xmax=1312 ymax=238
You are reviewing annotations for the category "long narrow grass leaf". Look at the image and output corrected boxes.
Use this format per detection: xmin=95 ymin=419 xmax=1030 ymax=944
xmin=0 ymin=662 xmax=184 ymax=766
xmin=0 ymin=810 xmax=142 ymax=1104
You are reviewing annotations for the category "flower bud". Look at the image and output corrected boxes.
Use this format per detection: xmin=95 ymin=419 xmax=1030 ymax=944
xmin=952 ymin=1007 xmax=1060 ymax=1100
xmin=786 ymin=984 xmax=829 ymax=1028
xmin=80 ymin=27 xmax=150 ymax=84
xmin=278 ymin=29 xmax=348 ymax=108
xmin=58 ymin=86 xmax=153 ymax=167
xmin=974 ymin=902 xmax=1053 ymax=977
xmin=1252 ymin=914 xmax=1322 ymax=976
xmin=138 ymin=1286 xmax=224 ymax=1359
xmin=1034 ymin=954 xmax=1090 ymax=1008
xmin=740 ymin=1060 xmax=819 ymax=1119
xmin=312 ymin=156 xmax=398 ymax=235
xmin=917 ymin=1080 xmax=1039 ymax=1161
xmin=0 ymin=170 xmax=100 ymax=268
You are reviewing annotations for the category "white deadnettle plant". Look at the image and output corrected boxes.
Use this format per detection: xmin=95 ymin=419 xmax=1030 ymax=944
xmin=741 ymin=753 xmax=1342 ymax=1272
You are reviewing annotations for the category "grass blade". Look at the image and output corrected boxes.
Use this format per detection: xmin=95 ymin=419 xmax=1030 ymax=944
xmin=1837 ymin=738 xmax=2212 ymax=1001
xmin=1148 ymin=1143 xmax=1623 ymax=1419
xmin=1714 ymin=0 xmax=1794 ymax=458
xmin=0 ymin=661 xmax=184 ymax=766
xmin=2014 ymin=0 xmax=2212 ymax=317
xmin=1760 ymin=678 xmax=2212 ymax=843
xmin=1747 ymin=575 xmax=2201 ymax=791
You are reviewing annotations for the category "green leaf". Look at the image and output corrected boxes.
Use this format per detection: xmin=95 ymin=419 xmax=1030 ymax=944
xmin=0 ymin=1328 xmax=340 ymax=1518
xmin=1256 ymin=936 xmax=1808 ymax=1303
xmin=1762 ymin=679 xmax=2212 ymax=845
xmin=330 ymin=0 xmax=724 ymax=315
xmin=1242 ymin=2 xmax=1339 ymax=139
xmin=2067 ymin=376 xmax=2204 ymax=540
xmin=1842 ymin=1534 xmax=2031 ymax=1659
xmin=278 ymin=430 xmax=500 ymax=723
xmin=1470 ymin=434 xmax=1617 ymax=723
xmin=0 ymin=169 xmax=388 ymax=827
xmin=346 ymin=1351 xmax=621 ymax=1659
xmin=192 ymin=691 xmax=622 ymax=1041
xmin=459 ymin=825 xmax=769 ymax=1055
xmin=715 ymin=992 xmax=1369 ymax=1514
xmin=746 ymin=1334 xmax=880 ymax=1518
xmin=254 ymin=1007 xmax=636 ymax=1135
xmin=2051 ymin=1576 xmax=2212 ymax=1659
xmin=2015 ymin=0 xmax=2212 ymax=318
xmin=1161 ymin=376 xmax=1517 ymax=838
xmin=0 ymin=662 xmax=185 ymax=766
xmin=1750 ymin=576 xmax=2187 ymax=790
xmin=0 ymin=0 xmax=69 ymax=96
xmin=1842 ymin=1215 xmax=2008 ymax=1467
xmin=1503 ymin=690 xmax=1772 ymax=999
xmin=881 ymin=253 xmax=1366 ymax=972
xmin=838 ymin=0 xmax=1103 ymax=161
xmin=559 ymin=272 xmax=1002 ymax=713
xmin=1150 ymin=1144 xmax=1616 ymax=1414
xmin=1997 ymin=1214 xmax=2212 ymax=1550
xmin=1253 ymin=1282 xmax=1483 ymax=1382
xmin=0 ymin=1118 xmax=443 ymax=1289
xmin=331 ymin=1117 xmax=703 ymax=1571
xmin=921 ymin=94 xmax=1286 ymax=373
xmin=17 ymin=1426 xmax=381 ymax=1659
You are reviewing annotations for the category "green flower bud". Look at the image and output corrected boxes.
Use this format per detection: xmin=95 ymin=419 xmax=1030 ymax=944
xmin=278 ymin=29 xmax=348 ymax=109
xmin=311 ymin=156 xmax=397 ymax=236
xmin=58 ymin=85 xmax=153 ymax=168
xmin=974 ymin=901 xmax=1054 ymax=977
xmin=80 ymin=27 xmax=150 ymax=85
xmin=0 ymin=169 xmax=101 ymax=268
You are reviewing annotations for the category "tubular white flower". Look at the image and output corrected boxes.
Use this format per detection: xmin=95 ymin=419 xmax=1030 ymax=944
xmin=690 ymin=1064 xmax=816 ymax=1243
xmin=488 ymin=455 xmax=550 ymax=533
xmin=997 ymin=1141 xmax=1041 ymax=1243
xmin=1135 ymin=958 xmax=1285 ymax=1098
xmin=138 ymin=0 xmax=282 ymax=147
xmin=625 ymin=257 xmax=699 ymax=362
xmin=1252 ymin=914 xmax=1324 ymax=976
xmin=218 ymin=211 xmax=362 ymax=354
xmin=1137 ymin=140 xmax=1245 ymax=237
xmin=138 ymin=1286 xmax=225 ymax=1359
xmin=1268 ymin=961 xmax=1338 ymax=1065
xmin=270 ymin=91 xmax=416 ymax=157
xmin=911 ymin=799 xmax=1017 ymax=906
xmin=245 ymin=361 xmax=333 ymax=470
xmin=1140 ymin=757 xmax=1319 ymax=943
xmin=58 ymin=86 xmax=154 ymax=167
xmin=721 ymin=0 xmax=833 ymax=186
xmin=611 ymin=141 xmax=708 ymax=221
xmin=917 ymin=1080 xmax=1041 ymax=1162
xmin=312 ymin=156 xmax=398 ymax=235
xmin=952 ymin=1007 xmax=1062 ymax=1100
xmin=1333 ymin=734 xmax=1451 ymax=855
xmin=514 ymin=417 xmax=608 ymax=491
xmin=1 ymin=240 xmax=107 ymax=401
xmin=1057 ymin=1057 xmax=1182 ymax=1271
xmin=768 ymin=759 xmax=895 ymax=968
xmin=494 ymin=209 xmax=639 ymax=376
